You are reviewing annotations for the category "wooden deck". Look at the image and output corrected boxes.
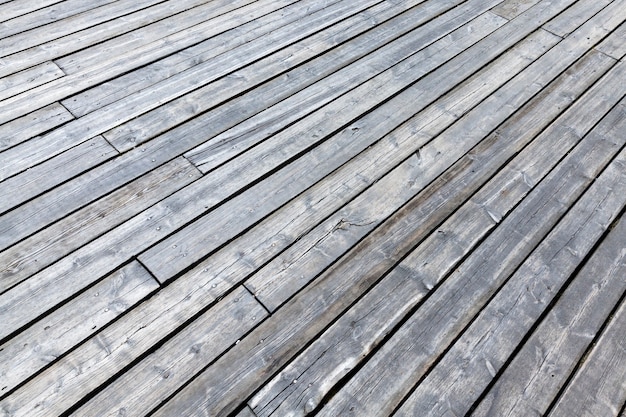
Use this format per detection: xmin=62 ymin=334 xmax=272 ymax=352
xmin=1 ymin=0 xmax=626 ymax=415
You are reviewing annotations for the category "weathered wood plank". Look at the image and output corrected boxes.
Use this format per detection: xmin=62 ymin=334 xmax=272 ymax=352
xmin=250 ymin=49 xmax=622 ymax=417
xmin=391 ymin=103 xmax=626 ymax=417
xmin=0 ymin=103 xmax=72 ymax=153
xmin=0 ymin=0 xmax=62 ymax=22
xmin=0 ymin=0 xmax=297 ymax=116
xmin=0 ymin=157 xmax=200 ymax=293
xmin=596 ymin=22 xmax=626 ymax=59
xmin=138 ymin=10 xmax=507 ymax=283
xmin=0 ymin=0 xmax=168 ymax=58
xmin=471 ymin=211 xmax=626 ymax=416
xmin=244 ymin=29 xmax=560 ymax=312
xmin=547 ymin=301 xmax=626 ymax=417
xmin=0 ymin=136 xmax=117 ymax=215
xmin=491 ymin=0 xmax=541 ymax=20
xmin=106 ymin=0 xmax=466 ymax=151
xmin=71 ymin=286 xmax=267 ymax=417
xmin=236 ymin=406 xmax=258 ymax=417
xmin=61 ymin=0 xmax=348 ymax=117
xmin=0 ymin=11 xmax=518 ymax=416
xmin=0 ymin=61 xmax=64 ymax=101
xmin=55 ymin=0 xmax=310 ymax=75
xmin=0 ymin=0 xmax=118 ymax=39
xmin=148 ymin=9 xmax=626 ymax=417
xmin=543 ymin=0 xmax=613 ymax=37
xmin=0 ymin=261 xmax=158 ymax=395
xmin=0 ymin=0 xmax=372 ymax=179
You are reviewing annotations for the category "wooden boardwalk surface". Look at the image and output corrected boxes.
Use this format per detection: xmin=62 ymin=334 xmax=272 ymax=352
xmin=1 ymin=0 xmax=626 ymax=415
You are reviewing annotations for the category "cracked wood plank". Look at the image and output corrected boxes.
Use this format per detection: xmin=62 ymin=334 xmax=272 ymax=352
xmin=248 ymin=46 xmax=626 ymax=417
xmin=392 ymin=99 xmax=626 ymax=417
xmin=0 ymin=157 xmax=200 ymax=293
xmin=244 ymin=28 xmax=559 ymax=312
xmin=0 ymin=261 xmax=158 ymax=396
xmin=471 ymin=205 xmax=626 ymax=417
xmin=138 ymin=10 xmax=507 ymax=283
xmin=548 ymin=290 xmax=626 ymax=417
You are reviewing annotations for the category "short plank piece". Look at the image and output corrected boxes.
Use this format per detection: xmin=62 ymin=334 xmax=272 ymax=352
xmin=543 ymin=0 xmax=613 ymax=37
xmin=392 ymin=105 xmax=626 ymax=417
xmin=0 ymin=261 xmax=158 ymax=396
xmin=491 ymin=0 xmax=542 ymax=20
xmin=0 ymin=136 xmax=117 ymax=215
xmin=596 ymin=22 xmax=626 ymax=59
xmin=0 ymin=0 xmax=63 ymax=22
xmin=471 ymin=211 xmax=626 ymax=416
xmin=249 ymin=53 xmax=626 ymax=417
xmin=547 ymin=292 xmax=626 ymax=416
xmin=0 ymin=0 xmax=291 ymax=115
xmin=0 ymin=0 xmax=118 ymax=39
xmin=236 ymin=406 xmax=258 ymax=417
xmin=72 ymin=286 xmax=268 ymax=417
xmin=0 ymin=157 xmax=201 ymax=294
xmin=0 ymin=103 xmax=72 ymax=152
xmin=0 ymin=61 xmax=64 ymax=101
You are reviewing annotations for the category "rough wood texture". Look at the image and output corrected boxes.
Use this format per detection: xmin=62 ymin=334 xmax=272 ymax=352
xmin=471 ymin=206 xmax=626 ymax=417
xmin=0 ymin=261 xmax=158 ymax=395
xmin=2 ymin=0 xmax=625 ymax=416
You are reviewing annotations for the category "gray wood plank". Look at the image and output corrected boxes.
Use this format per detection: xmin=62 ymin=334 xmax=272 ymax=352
xmin=0 ymin=10 xmax=504 ymax=341
xmin=236 ymin=406 xmax=258 ymax=417
xmin=252 ymin=49 xmax=621 ymax=417
xmin=145 ymin=0 xmax=617 ymax=285
xmin=103 ymin=0 xmax=466 ymax=150
xmin=55 ymin=0 xmax=309 ymax=75
xmin=491 ymin=0 xmax=541 ymax=19
xmin=0 ymin=0 xmax=167 ymax=58
xmin=0 ymin=0 xmax=62 ymax=22
xmin=0 ymin=261 xmax=158 ymax=395
xmin=244 ymin=29 xmax=560 ymax=313
xmin=0 ymin=103 xmax=72 ymax=152
xmin=596 ymin=22 xmax=626 ymax=59
xmin=138 ymin=10 xmax=507 ymax=283
xmin=148 ymin=8 xmax=626 ymax=416
xmin=0 ymin=0 xmax=118 ymax=39
xmin=71 ymin=286 xmax=267 ymax=417
xmin=61 ymin=0 xmax=346 ymax=117
xmin=548 ymin=302 xmax=626 ymax=417
xmin=0 ymin=6 xmax=504 ymax=250
xmin=543 ymin=0 xmax=613 ymax=37
xmin=0 ymin=157 xmax=200 ymax=293
xmin=0 ymin=11 xmax=518 ymax=416
xmin=471 ymin=211 xmax=626 ymax=416
xmin=0 ymin=0 xmax=288 ymax=116
xmin=392 ymin=103 xmax=626 ymax=417
xmin=0 ymin=0 xmax=370 ymax=179
xmin=0 ymin=136 xmax=117 ymax=215
xmin=179 ymin=0 xmax=488 ymax=172
xmin=0 ymin=61 xmax=64 ymax=101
